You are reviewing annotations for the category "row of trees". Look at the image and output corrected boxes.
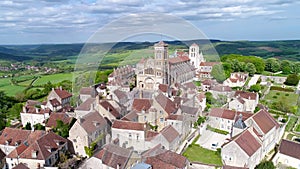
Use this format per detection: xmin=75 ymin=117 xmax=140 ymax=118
xmin=212 ymin=54 xmax=300 ymax=83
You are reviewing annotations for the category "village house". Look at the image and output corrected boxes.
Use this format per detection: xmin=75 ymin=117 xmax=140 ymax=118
xmin=6 ymin=131 xmax=68 ymax=169
xmin=273 ymin=139 xmax=300 ymax=169
xmin=223 ymin=72 xmax=248 ymax=88
xmin=197 ymin=62 xmax=220 ymax=79
xmin=110 ymin=89 xmax=130 ymax=110
xmin=207 ymin=108 xmax=252 ymax=133
xmin=45 ymin=112 xmax=73 ymax=131
xmin=97 ymin=100 xmax=122 ymax=121
xmin=229 ymin=91 xmax=259 ymax=112
xmin=68 ymin=111 xmax=109 ymax=157
xmin=142 ymin=144 xmax=190 ymax=169
xmin=20 ymin=100 xmax=51 ymax=127
xmin=79 ymin=87 xmax=95 ymax=102
xmin=209 ymin=85 xmax=233 ymax=101
xmin=222 ymin=109 xmax=284 ymax=169
xmin=165 ymin=114 xmax=190 ymax=139
xmin=74 ymin=98 xmax=96 ymax=118
xmin=111 ymin=120 xmax=150 ymax=153
xmin=46 ymin=87 xmax=72 ymax=111
xmin=80 ymin=143 xmax=136 ymax=169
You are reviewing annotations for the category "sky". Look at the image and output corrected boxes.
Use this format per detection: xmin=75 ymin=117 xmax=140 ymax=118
xmin=0 ymin=0 xmax=299 ymax=44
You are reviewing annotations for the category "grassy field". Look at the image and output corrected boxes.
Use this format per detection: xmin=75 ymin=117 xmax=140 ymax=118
xmin=183 ymin=135 xmax=222 ymax=166
xmin=264 ymin=90 xmax=298 ymax=106
xmin=0 ymin=78 xmax=26 ymax=96
xmin=285 ymin=116 xmax=298 ymax=132
xmin=33 ymin=73 xmax=73 ymax=86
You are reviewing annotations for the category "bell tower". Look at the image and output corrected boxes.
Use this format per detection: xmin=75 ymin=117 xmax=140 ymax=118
xmin=189 ymin=43 xmax=204 ymax=69
xmin=154 ymin=41 xmax=168 ymax=84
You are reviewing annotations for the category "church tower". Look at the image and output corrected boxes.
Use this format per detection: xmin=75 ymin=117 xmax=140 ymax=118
xmin=189 ymin=43 xmax=205 ymax=69
xmin=154 ymin=41 xmax=169 ymax=84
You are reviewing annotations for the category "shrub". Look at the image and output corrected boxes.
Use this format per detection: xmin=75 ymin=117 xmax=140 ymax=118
xmin=276 ymin=92 xmax=280 ymax=95
xmin=270 ymin=86 xmax=294 ymax=92
xmin=285 ymin=93 xmax=289 ymax=96
xmin=273 ymin=96 xmax=277 ymax=99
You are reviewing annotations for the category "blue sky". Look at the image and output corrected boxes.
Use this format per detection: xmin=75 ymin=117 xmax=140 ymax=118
xmin=0 ymin=0 xmax=299 ymax=44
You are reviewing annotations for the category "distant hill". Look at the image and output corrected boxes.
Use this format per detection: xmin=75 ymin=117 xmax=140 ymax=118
xmin=0 ymin=40 xmax=299 ymax=62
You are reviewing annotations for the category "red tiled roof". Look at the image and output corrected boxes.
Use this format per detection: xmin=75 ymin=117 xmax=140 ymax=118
xmin=168 ymin=56 xmax=190 ymax=64
xmin=176 ymin=51 xmax=189 ymax=57
xmin=121 ymin=111 xmax=138 ymax=121
xmin=46 ymin=113 xmax=72 ymax=128
xmin=112 ymin=120 xmax=146 ymax=131
xmin=146 ymin=131 xmax=159 ymax=141
xmin=132 ymin=99 xmax=153 ymax=111
xmin=75 ymin=98 xmax=95 ymax=111
xmin=54 ymin=88 xmax=72 ymax=99
xmin=200 ymin=62 xmax=220 ymax=66
xmin=165 ymin=114 xmax=184 ymax=121
xmin=94 ymin=143 xmax=132 ymax=169
xmin=155 ymin=93 xmax=177 ymax=115
xmin=79 ymin=111 xmax=108 ymax=134
xmin=235 ymin=91 xmax=257 ymax=100
xmin=99 ymin=100 xmax=121 ymax=118
xmin=113 ymin=89 xmax=127 ymax=100
xmin=184 ymin=81 xmax=197 ymax=90
xmin=12 ymin=163 xmax=29 ymax=169
xmin=145 ymin=150 xmax=187 ymax=169
xmin=235 ymin=130 xmax=261 ymax=157
xmin=79 ymin=87 xmax=92 ymax=95
xmin=197 ymin=92 xmax=206 ymax=102
xmin=160 ymin=125 xmax=179 ymax=143
xmin=251 ymin=109 xmax=280 ymax=134
xmin=211 ymin=85 xmax=232 ymax=92
xmin=279 ymin=139 xmax=300 ymax=159
xmin=158 ymin=84 xmax=168 ymax=93
xmin=0 ymin=128 xmax=31 ymax=146
xmin=209 ymin=108 xmax=236 ymax=120
xmin=50 ymin=98 xmax=61 ymax=107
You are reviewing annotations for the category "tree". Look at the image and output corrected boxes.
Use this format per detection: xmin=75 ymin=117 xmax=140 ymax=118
xmin=205 ymin=92 xmax=214 ymax=104
xmin=291 ymin=62 xmax=300 ymax=74
xmin=211 ymin=64 xmax=226 ymax=83
xmin=25 ymin=122 xmax=32 ymax=130
xmin=265 ymin=58 xmax=280 ymax=72
xmin=281 ymin=60 xmax=291 ymax=74
xmin=222 ymin=62 xmax=232 ymax=78
xmin=34 ymin=123 xmax=45 ymax=130
xmin=245 ymin=63 xmax=256 ymax=76
xmin=284 ymin=74 xmax=299 ymax=86
xmin=255 ymin=161 xmax=275 ymax=169
xmin=249 ymin=84 xmax=261 ymax=92
xmin=53 ymin=120 xmax=70 ymax=138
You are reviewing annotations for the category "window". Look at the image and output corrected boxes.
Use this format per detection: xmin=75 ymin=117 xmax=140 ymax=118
xmin=160 ymin=118 xmax=164 ymax=123
xmin=137 ymin=134 xmax=139 ymax=141
xmin=129 ymin=133 xmax=132 ymax=138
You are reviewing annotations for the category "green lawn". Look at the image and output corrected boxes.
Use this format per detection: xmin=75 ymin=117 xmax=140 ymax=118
xmin=0 ymin=78 xmax=26 ymax=96
xmin=285 ymin=116 xmax=298 ymax=132
xmin=183 ymin=144 xmax=223 ymax=166
xmin=33 ymin=73 xmax=73 ymax=86
xmin=263 ymin=90 xmax=299 ymax=113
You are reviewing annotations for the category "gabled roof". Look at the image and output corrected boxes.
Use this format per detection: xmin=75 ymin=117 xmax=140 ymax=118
xmin=46 ymin=113 xmax=72 ymax=128
xmin=0 ymin=128 xmax=31 ymax=147
xmin=158 ymin=84 xmax=168 ymax=93
xmin=279 ymin=139 xmax=300 ymax=159
xmin=251 ymin=109 xmax=280 ymax=134
xmin=180 ymin=105 xmax=198 ymax=116
xmin=165 ymin=114 xmax=184 ymax=121
xmin=112 ymin=120 xmax=146 ymax=131
xmin=53 ymin=88 xmax=72 ymax=99
xmin=113 ymin=89 xmax=128 ymax=100
xmin=79 ymin=111 xmax=107 ymax=134
xmin=121 ymin=111 xmax=138 ymax=121
xmin=80 ymin=87 xmax=93 ymax=95
xmin=94 ymin=143 xmax=132 ymax=169
xmin=155 ymin=93 xmax=177 ymax=115
xmin=132 ymin=98 xmax=153 ymax=111
xmin=50 ymin=98 xmax=61 ymax=107
xmin=12 ymin=163 xmax=29 ymax=169
xmin=183 ymin=81 xmax=197 ymax=90
xmin=235 ymin=91 xmax=257 ymax=100
xmin=208 ymin=108 xmax=235 ymax=120
xmin=99 ymin=100 xmax=121 ymax=118
xmin=75 ymin=98 xmax=95 ymax=111
xmin=160 ymin=125 xmax=179 ymax=143
xmin=168 ymin=56 xmax=190 ymax=64
xmin=210 ymin=85 xmax=232 ymax=92
xmin=234 ymin=130 xmax=261 ymax=157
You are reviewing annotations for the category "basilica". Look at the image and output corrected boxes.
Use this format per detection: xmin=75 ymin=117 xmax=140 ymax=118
xmin=136 ymin=41 xmax=205 ymax=90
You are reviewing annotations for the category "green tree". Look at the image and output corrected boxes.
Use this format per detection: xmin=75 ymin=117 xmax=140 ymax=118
xmin=34 ymin=123 xmax=45 ymax=130
xmin=291 ymin=62 xmax=300 ymax=74
xmin=249 ymin=84 xmax=261 ymax=92
xmin=222 ymin=62 xmax=232 ymax=78
xmin=265 ymin=58 xmax=280 ymax=72
xmin=205 ymin=92 xmax=214 ymax=104
xmin=255 ymin=161 xmax=275 ymax=169
xmin=245 ymin=63 xmax=256 ymax=76
xmin=211 ymin=64 xmax=226 ymax=83
xmin=8 ymin=103 xmax=23 ymax=119
xmin=284 ymin=74 xmax=299 ymax=86
xmin=53 ymin=120 xmax=70 ymax=138
xmin=25 ymin=122 xmax=32 ymax=130
xmin=281 ymin=60 xmax=291 ymax=74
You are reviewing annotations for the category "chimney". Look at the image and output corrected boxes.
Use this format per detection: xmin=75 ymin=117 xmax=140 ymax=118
xmin=60 ymin=86 xmax=62 ymax=90
xmin=32 ymin=150 xmax=37 ymax=158
xmin=90 ymin=103 xmax=94 ymax=111
xmin=107 ymin=106 xmax=110 ymax=112
xmin=52 ymin=88 xmax=54 ymax=91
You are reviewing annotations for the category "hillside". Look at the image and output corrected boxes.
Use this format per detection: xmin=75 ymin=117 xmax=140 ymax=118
xmin=0 ymin=40 xmax=299 ymax=62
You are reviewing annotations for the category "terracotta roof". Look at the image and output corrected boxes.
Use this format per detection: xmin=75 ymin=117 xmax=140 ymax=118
xmin=235 ymin=91 xmax=257 ymax=100
xmin=200 ymin=62 xmax=220 ymax=66
xmin=197 ymin=92 xmax=206 ymax=102
xmin=113 ymin=89 xmax=127 ymax=100
xmin=155 ymin=93 xmax=177 ymax=115
xmin=146 ymin=131 xmax=159 ymax=141
xmin=158 ymin=84 xmax=168 ymax=93
xmin=160 ymin=125 xmax=179 ymax=143
xmin=46 ymin=113 xmax=72 ymax=128
xmin=145 ymin=149 xmax=187 ymax=169
xmin=176 ymin=51 xmax=189 ymax=57
xmin=12 ymin=163 xmax=30 ymax=169
xmin=112 ymin=120 xmax=146 ymax=131
xmin=80 ymin=87 xmax=92 ymax=95
xmin=251 ymin=109 xmax=280 ymax=134
xmin=209 ymin=108 xmax=236 ymax=120
xmin=50 ymin=98 xmax=61 ymax=107
xmin=75 ymin=98 xmax=95 ymax=111
xmin=168 ymin=56 xmax=190 ymax=64
xmin=165 ymin=114 xmax=184 ymax=121
xmin=235 ymin=130 xmax=261 ymax=157
xmin=132 ymin=99 xmax=153 ymax=111
xmin=183 ymin=82 xmax=197 ymax=90
xmin=121 ymin=111 xmax=138 ymax=121
xmin=99 ymin=100 xmax=121 ymax=118
xmin=180 ymin=105 xmax=198 ymax=116
xmin=211 ymin=85 xmax=232 ymax=92
xmin=279 ymin=139 xmax=300 ymax=159
xmin=94 ymin=143 xmax=132 ymax=169
xmin=54 ymin=88 xmax=72 ymax=99
xmin=23 ymin=106 xmax=51 ymax=114
xmin=79 ymin=111 xmax=108 ymax=134
xmin=202 ymin=79 xmax=213 ymax=85
xmin=0 ymin=128 xmax=31 ymax=147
